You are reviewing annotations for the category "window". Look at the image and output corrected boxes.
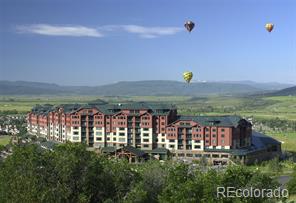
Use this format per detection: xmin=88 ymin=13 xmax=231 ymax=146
xmin=212 ymin=134 xmax=216 ymax=137
xmin=169 ymin=139 xmax=175 ymax=143
xmin=72 ymin=136 xmax=79 ymax=141
xmin=96 ymin=127 xmax=102 ymax=130
xmin=143 ymin=133 xmax=149 ymax=137
xmin=74 ymin=126 xmax=79 ymax=130
xmin=161 ymin=122 xmax=165 ymax=125
xmin=143 ymin=128 xmax=149 ymax=131
xmin=113 ymin=137 xmax=116 ymax=141
xmin=143 ymin=144 xmax=149 ymax=148
xmin=161 ymin=139 xmax=165 ymax=142
xmin=221 ymin=129 xmax=225 ymax=132
xmin=119 ymin=133 xmax=125 ymax=136
xmin=73 ymin=131 xmax=79 ymax=135
xmin=212 ymin=154 xmax=219 ymax=158
xmin=205 ymin=128 xmax=209 ymax=132
xmin=221 ymin=134 xmax=225 ymax=138
xmin=169 ymin=145 xmax=175 ymax=148
xmin=194 ymin=145 xmax=201 ymax=149
xmin=212 ymin=129 xmax=216 ymax=132
xmin=205 ymin=134 xmax=209 ymax=138
xmin=143 ymin=139 xmax=149 ymax=142
xmin=212 ymin=140 xmax=216 ymax=143
xmin=221 ymin=139 xmax=225 ymax=144
xmin=119 ymin=127 xmax=125 ymax=131
xmin=96 ymin=132 xmax=102 ymax=136
xmin=96 ymin=137 xmax=102 ymax=141
xmin=119 ymin=138 xmax=125 ymax=142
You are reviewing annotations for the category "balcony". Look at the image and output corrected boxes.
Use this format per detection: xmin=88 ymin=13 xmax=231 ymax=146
xmin=186 ymin=146 xmax=192 ymax=150
xmin=186 ymin=141 xmax=192 ymax=145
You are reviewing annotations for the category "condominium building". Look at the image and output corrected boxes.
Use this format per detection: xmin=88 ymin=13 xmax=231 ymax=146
xmin=27 ymin=102 xmax=281 ymax=164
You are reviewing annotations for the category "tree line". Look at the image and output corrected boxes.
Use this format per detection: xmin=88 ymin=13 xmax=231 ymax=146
xmin=1 ymin=143 xmax=295 ymax=203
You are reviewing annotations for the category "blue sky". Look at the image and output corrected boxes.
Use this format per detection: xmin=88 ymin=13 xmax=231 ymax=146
xmin=0 ymin=0 xmax=295 ymax=85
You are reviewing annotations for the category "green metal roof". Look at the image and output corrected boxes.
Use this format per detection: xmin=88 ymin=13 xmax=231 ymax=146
xmin=150 ymin=148 xmax=170 ymax=154
xmin=177 ymin=115 xmax=245 ymax=127
xmin=39 ymin=141 xmax=59 ymax=150
xmin=101 ymin=146 xmax=116 ymax=153
xmin=120 ymin=146 xmax=146 ymax=157
xmin=31 ymin=102 xmax=176 ymax=116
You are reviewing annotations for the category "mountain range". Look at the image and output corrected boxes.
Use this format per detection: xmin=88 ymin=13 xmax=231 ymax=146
xmin=0 ymin=80 xmax=294 ymax=96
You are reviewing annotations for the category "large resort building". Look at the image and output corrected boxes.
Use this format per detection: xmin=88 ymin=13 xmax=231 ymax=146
xmin=27 ymin=102 xmax=281 ymax=164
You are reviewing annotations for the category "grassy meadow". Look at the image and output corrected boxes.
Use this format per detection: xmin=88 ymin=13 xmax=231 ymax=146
xmin=0 ymin=135 xmax=10 ymax=146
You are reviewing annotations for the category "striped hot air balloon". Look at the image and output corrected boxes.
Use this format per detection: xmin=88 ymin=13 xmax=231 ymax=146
xmin=184 ymin=21 xmax=195 ymax=32
xmin=265 ymin=23 xmax=274 ymax=33
xmin=183 ymin=71 xmax=193 ymax=83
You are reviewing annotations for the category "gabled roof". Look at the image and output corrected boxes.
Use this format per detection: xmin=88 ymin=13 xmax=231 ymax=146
xmin=252 ymin=131 xmax=281 ymax=148
xmin=120 ymin=146 xmax=146 ymax=157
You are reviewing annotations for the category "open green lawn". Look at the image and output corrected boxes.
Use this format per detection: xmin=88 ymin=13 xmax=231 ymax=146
xmin=1 ymin=95 xmax=296 ymax=119
xmin=0 ymin=135 xmax=10 ymax=146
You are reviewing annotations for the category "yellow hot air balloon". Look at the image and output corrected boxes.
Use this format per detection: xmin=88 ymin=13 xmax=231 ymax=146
xmin=183 ymin=71 xmax=193 ymax=83
xmin=265 ymin=23 xmax=274 ymax=32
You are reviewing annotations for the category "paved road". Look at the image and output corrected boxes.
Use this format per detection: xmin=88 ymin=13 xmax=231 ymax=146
xmin=278 ymin=175 xmax=292 ymax=188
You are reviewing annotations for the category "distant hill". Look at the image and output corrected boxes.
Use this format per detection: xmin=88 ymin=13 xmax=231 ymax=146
xmin=211 ymin=80 xmax=294 ymax=90
xmin=267 ymin=86 xmax=296 ymax=96
xmin=0 ymin=80 xmax=288 ymax=96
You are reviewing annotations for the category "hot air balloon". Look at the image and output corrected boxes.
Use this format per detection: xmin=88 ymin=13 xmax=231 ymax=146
xmin=183 ymin=71 xmax=193 ymax=83
xmin=184 ymin=21 xmax=195 ymax=32
xmin=265 ymin=23 xmax=274 ymax=33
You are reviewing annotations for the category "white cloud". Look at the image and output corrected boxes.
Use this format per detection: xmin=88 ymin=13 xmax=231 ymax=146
xmin=16 ymin=24 xmax=182 ymax=38
xmin=122 ymin=25 xmax=183 ymax=38
xmin=16 ymin=24 xmax=103 ymax=37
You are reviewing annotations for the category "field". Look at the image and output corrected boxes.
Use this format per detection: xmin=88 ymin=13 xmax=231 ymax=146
xmin=1 ymin=95 xmax=295 ymax=151
xmin=0 ymin=135 xmax=10 ymax=146
xmin=1 ymin=95 xmax=296 ymax=119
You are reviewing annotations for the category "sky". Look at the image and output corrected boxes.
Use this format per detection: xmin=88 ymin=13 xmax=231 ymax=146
xmin=0 ymin=0 xmax=296 ymax=86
